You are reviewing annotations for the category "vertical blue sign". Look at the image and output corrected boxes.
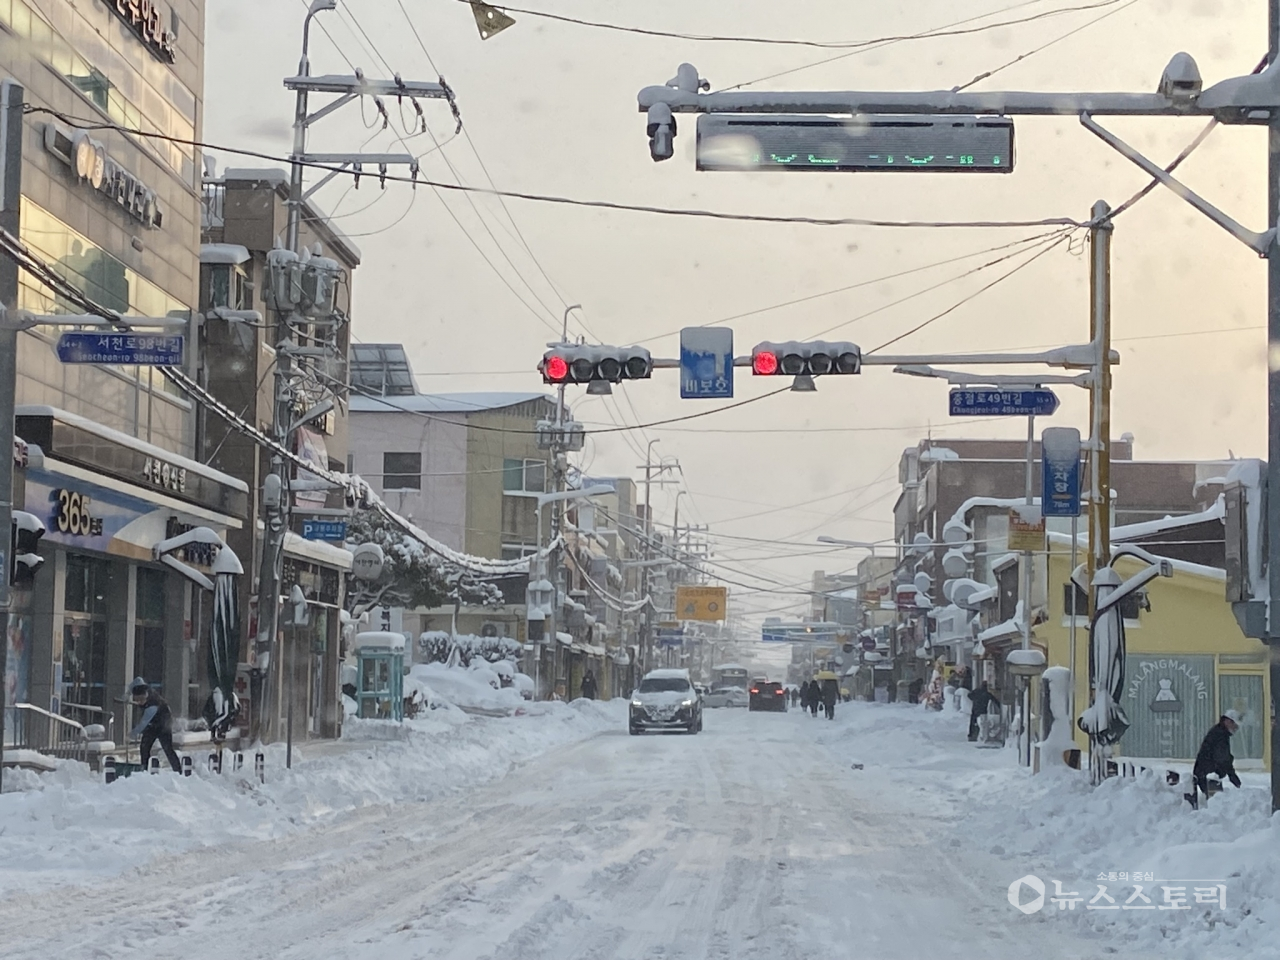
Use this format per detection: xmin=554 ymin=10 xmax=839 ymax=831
xmin=680 ymin=327 xmax=733 ymax=399
xmin=1041 ymin=426 xmax=1082 ymax=517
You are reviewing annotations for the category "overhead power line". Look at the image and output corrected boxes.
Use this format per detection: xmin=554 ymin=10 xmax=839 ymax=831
xmin=22 ymin=106 xmax=1086 ymax=231
xmin=449 ymin=0 xmax=1124 ymax=50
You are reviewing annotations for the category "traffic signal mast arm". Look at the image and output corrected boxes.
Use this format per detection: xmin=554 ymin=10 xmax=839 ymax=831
xmin=634 ymin=342 xmax=1116 ymax=370
xmin=637 ymin=57 xmax=1277 ymax=122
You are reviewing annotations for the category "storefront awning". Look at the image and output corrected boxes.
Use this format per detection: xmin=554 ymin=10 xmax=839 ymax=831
xmin=284 ymin=532 xmax=353 ymax=570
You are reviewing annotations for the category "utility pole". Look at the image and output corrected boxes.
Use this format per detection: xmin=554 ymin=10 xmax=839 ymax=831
xmin=0 ymin=80 xmax=22 ymax=794
xmin=1267 ymin=0 xmax=1280 ymax=815
xmin=254 ymin=0 xmax=450 ymax=739
xmin=1086 ymin=201 xmax=1114 ymax=618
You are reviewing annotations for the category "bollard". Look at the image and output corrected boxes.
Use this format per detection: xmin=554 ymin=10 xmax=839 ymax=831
xmin=233 ymin=751 xmax=244 ymax=772
xmin=208 ymin=752 xmax=222 ymax=775
xmin=181 ymin=755 xmax=193 ymax=778
xmin=254 ymin=751 xmax=265 ymax=784
xmin=104 ymin=756 xmax=117 ymax=784
xmin=148 ymin=756 xmax=161 ymax=774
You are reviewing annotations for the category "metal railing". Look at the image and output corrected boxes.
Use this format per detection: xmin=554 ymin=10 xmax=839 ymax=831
xmin=7 ymin=703 xmax=88 ymax=765
xmin=60 ymin=701 xmax=115 ymax=746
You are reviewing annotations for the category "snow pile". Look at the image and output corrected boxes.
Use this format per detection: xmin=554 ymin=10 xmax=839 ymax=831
xmin=410 ymin=661 xmax=527 ymax=714
xmin=813 ymin=699 xmax=1280 ymax=957
xmin=0 ymin=681 xmax=624 ymax=896
xmin=962 ymin=761 xmax=1279 ymax=953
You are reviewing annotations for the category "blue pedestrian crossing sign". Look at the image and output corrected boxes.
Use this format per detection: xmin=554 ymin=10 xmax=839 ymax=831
xmin=680 ymin=327 xmax=733 ymax=399
xmin=949 ymin=387 xmax=1058 ymax=417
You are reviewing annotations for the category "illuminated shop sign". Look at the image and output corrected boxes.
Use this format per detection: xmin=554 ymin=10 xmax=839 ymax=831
xmin=42 ymin=124 xmax=163 ymax=229
xmin=110 ymin=0 xmax=177 ymax=63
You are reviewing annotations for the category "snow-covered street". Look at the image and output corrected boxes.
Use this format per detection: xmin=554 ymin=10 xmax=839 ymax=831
xmin=4 ymin=698 xmax=1241 ymax=960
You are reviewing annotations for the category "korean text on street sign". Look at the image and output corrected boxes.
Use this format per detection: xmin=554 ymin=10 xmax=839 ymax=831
xmin=1041 ymin=426 xmax=1082 ymax=518
xmin=56 ymin=332 xmax=184 ymax=366
xmin=762 ymin=626 xmax=837 ymax=644
xmin=680 ymin=327 xmax=733 ymax=399
xmin=657 ymin=626 xmax=685 ymax=648
xmin=949 ymin=388 xmax=1059 ymax=417
xmin=676 ymin=585 xmax=727 ymax=621
xmin=1008 ymin=507 xmax=1046 ymax=552
xmin=301 ymin=519 xmax=347 ymax=542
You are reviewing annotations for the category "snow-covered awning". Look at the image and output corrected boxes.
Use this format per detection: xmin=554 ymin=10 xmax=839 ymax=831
xmin=572 ymin=643 xmax=607 ymax=657
xmin=284 ymin=532 xmax=353 ymax=571
xmin=555 ymin=632 xmax=573 ymax=646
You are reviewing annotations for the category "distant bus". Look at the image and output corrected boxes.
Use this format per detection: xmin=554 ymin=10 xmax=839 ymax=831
xmin=711 ymin=664 xmax=750 ymax=690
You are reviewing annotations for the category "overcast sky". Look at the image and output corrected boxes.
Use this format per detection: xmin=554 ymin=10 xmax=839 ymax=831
xmin=205 ymin=0 xmax=1266 ymax=638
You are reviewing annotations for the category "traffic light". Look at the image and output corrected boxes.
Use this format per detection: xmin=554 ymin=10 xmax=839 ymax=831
xmin=750 ymin=341 xmax=861 ymax=377
xmin=10 ymin=510 xmax=46 ymax=587
xmin=540 ymin=345 xmax=653 ymax=385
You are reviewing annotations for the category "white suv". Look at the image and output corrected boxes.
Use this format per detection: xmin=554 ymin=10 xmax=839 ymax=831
xmin=629 ymin=668 xmax=703 ymax=735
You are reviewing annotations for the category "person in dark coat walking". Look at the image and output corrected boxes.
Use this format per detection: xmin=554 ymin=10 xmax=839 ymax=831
xmin=1185 ymin=712 xmax=1242 ymax=809
xmin=968 ymin=681 xmax=994 ymax=742
xmin=130 ymin=677 xmax=181 ymax=772
xmin=820 ymin=678 xmax=839 ymax=720
xmin=580 ymin=670 xmax=598 ymax=701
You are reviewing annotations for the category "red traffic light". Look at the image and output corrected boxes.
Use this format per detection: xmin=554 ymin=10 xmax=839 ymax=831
xmin=752 ymin=351 xmax=778 ymax=376
xmin=544 ymin=354 xmax=569 ymax=382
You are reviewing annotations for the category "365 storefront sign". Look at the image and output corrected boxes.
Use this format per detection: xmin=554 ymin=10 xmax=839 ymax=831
xmin=110 ymin=0 xmax=177 ymax=63
xmin=54 ymin=489 xmax=104 ymax=538
xmin=42 ymin=124 xmax=163 ymax=229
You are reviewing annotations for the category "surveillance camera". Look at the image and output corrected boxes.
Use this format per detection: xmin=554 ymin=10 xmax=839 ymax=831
xmin=1159 ymin=52 xmax=1202 ymax=103
xmin=647 ymin=103 xmax=676 ymax=162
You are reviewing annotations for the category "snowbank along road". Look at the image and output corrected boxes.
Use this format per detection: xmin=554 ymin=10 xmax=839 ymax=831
xmin=1 ymin=707 xmax=1166 ymax=960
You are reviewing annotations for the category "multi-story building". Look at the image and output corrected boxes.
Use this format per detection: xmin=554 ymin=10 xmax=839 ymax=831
xmin=197 ymin=166 xmax=361 ymax=740
xmin=347 ymin=364 xmax=556 ymax=651
xmin=3 ymin=2 xmax=258 ymax=742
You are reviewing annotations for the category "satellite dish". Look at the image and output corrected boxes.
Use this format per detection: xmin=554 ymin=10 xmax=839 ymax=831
xmin=913 ymin=571 xmax=933 ymax=593
xmin=911 ymin=532 xmax=933 ymax=555
xmin=950 ymin=579 xmax=981 ymax=611
xmin=942 ymin=518 xmax=970 ymax=545
xmin=942 ymin=547 xmax=971 ymax=578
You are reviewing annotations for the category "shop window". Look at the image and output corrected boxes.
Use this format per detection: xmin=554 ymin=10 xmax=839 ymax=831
xmin=63 ymin=555 xmax=109 ymax=709
xmin=383 ymin=452 xmax=421 ymax=490
xmin=503 ymin=458 xmax=546 ymax=494
xmin=134 ymin=568 xmax=166 ymax=689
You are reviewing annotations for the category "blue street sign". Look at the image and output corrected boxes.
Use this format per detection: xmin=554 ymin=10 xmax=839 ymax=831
xmin=763 ymin=628 xmax=837 ymax=644
xmin=1041 ymin=426 xmax=1083 ymax=518
xmin=949 ymin=387 xmax=1059 ymax=417
xmin=56 ymin=332 xmax=184 ymax=366
xmin=302 ymin=519 xmax=347 ymax=542
xmin=680 ymin=327 xmax=733 ymax=399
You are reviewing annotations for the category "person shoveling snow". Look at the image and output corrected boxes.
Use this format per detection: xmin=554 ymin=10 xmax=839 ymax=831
xmin=1184 ymin=711 xmax=1242 ymax=810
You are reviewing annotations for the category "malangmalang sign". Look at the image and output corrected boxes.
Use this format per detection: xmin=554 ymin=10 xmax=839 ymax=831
xmin=43 ymin=124 xmax=163 ymax=229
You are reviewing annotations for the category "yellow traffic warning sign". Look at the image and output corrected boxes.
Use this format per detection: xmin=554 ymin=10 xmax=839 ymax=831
xmin=675 ymin=585 xmax=728 ymax=622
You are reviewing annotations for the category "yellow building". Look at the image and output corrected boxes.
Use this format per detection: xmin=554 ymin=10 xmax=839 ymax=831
xmin=1041 ymin=536 xmax=1270 ymax=770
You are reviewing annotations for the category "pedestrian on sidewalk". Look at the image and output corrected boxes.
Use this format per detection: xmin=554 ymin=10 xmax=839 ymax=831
xmin=968 ymin=681 xmax=994 ymax=742
xmin=580 ymin=669 xmax=597 ymax=701
xmin=820 ymin=677 xmax=838 ymax=720
xmin=1185 ymin=711 xmax=1242 ymax=809
xmin=130 ymin=677 xmax=181 ymax=772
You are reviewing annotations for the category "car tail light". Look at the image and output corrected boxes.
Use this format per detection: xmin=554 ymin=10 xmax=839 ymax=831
xmin=750 ymin=687 xmax=759 ymax=694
